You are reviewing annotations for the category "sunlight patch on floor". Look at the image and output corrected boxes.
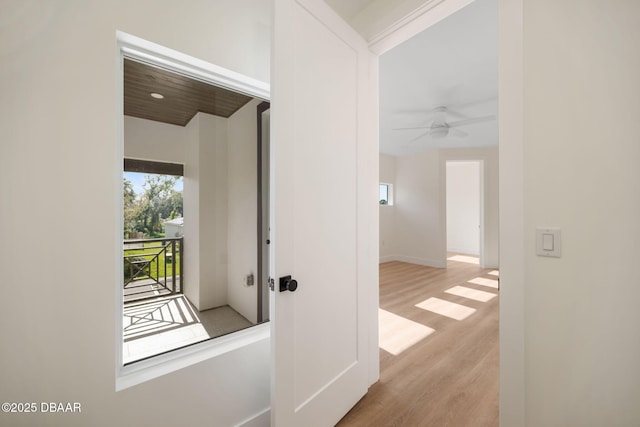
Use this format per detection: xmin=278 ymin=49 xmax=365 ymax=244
xmin=123 ymin=323 xmax=210 ymax=364
xmin=123 ymin=295 xmax=252 ymax=364
xmin=488 ymin=270 xmax=499 ymax=276
xmin=468 ymin=277 xmax=499 ymax=289
xmin=379 ymin=308 xmax=435 ymax=355
xmin=123 ymin=296 xmax=201 ymax=341
xmin=415 ymin=297 xmax=476 ymax=321
xmin=445 ymin=285 xmax=497 ymax=302
xmin=447 ymin=255 xmax=479 ymax=264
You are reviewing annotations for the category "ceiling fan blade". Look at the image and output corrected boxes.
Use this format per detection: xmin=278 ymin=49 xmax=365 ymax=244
xmin=450 ymin=95 xmax=499 ymax=111
xmin=408 ymin=130 xmax=431 ymax=143
xmin=440 ymin=108 xmax=468 ymax=120
xmin=448 ymin=115 xmax=496 ymax=128
xmin=392 ymin=125 xmax=431 ymax=131
xmin=448 ymin=127 xmax=468 ymax=138
xmin=393 ymin=106 xmax=443 ymax=116
xmin=393 ymin=108 xmax=433 ymax=115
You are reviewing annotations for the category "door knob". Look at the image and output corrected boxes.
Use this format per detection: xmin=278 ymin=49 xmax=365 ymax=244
xmin=279 ymin=275 xmax=298 ymax=292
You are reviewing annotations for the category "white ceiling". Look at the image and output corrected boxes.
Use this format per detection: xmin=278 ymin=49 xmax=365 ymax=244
xmin=326 ymin=0 xmax=498 ymax=156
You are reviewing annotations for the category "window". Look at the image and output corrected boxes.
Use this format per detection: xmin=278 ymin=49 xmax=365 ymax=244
xmin=380 ymin=183 xmax=393 ymax=205
xmin=116 ymin=31 xmax=270 ymax=390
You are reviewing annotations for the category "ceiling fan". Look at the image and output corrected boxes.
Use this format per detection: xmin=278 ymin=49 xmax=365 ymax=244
xmin=393 ymin=106 xmax=495 ymax=141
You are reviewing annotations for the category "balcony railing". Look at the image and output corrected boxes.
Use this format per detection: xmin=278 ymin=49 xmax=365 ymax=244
xmin=123 ymin=237 xmax=183 ymax=303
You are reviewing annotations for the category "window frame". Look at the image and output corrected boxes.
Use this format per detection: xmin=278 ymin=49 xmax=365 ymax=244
xmin=379 ymin=182 xmax=393 ymax=206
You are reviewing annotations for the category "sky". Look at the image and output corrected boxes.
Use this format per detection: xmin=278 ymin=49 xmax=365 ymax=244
xmin=124 ymin=172 xmax=183 ymax=196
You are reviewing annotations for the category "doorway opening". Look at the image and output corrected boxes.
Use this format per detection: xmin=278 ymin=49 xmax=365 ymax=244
xmin=123 ymin=164 xmax=184 ymax=304
xmin=357 ymin=0 xmax=500 ymax=424
xmin=446 ymin=160 xmax=483 ymax=265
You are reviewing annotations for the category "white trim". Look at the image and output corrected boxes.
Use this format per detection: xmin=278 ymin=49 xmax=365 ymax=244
xmin=115 ymin=39 xmax=126 ymax=387
xmin=235 ymin=407 xmax=271 ymax=427
xmin=367 ymin=0 xmax=445 ymax=46
xmin=497 ymin=0 xmax=525 ymax=424
xmin=117 ymin=31 xmax=270 ymax=100
xmin=478 ymin=160 xmax=486 ymax=268
xmin=115 ymin=30 xmax=271 ymax=391
xmin=368 ymin=0 xmax=475 ymax=55
xmin=117 ymin=324 xmax=269 ymax=391
xmin=296 ymin=0 xmax=371 ymax=51
xmin=380 ymin=254 xmax=446 ymax=268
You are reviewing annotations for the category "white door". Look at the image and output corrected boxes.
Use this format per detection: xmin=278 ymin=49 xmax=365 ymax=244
xmin=271 ymin=0 xmax=378 ymax=426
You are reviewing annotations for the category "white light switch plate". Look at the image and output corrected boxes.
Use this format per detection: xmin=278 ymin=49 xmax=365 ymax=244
xmin=536 ymin=227 xmax=561 ymax=257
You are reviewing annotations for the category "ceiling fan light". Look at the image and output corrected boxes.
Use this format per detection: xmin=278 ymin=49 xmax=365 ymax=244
xmin=431 ymin=127 xmax=448 ymax=138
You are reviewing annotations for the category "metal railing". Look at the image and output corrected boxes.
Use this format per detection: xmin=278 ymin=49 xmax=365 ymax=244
xmin=123 ymin=237 xmax=183 ymax=301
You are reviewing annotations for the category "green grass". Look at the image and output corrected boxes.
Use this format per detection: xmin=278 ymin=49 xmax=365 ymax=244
xmin=124 ymin=241 xmax=181 ymax=282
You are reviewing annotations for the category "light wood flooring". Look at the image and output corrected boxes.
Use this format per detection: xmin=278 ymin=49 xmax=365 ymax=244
xmin=338 ymin=256 xmax=499 ymax=427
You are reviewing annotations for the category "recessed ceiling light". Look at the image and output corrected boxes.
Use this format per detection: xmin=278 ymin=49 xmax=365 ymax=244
xmin=150 ymin=92 xmax=164 ymax=99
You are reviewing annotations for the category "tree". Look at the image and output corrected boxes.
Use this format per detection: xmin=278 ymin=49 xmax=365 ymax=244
xmin=123 ymin=174 xmax=183 ymax=238
xmin=123 ymin=178 xmax=139 ymax=237
xmin=124 ymin=178 xmax=136 ymax=207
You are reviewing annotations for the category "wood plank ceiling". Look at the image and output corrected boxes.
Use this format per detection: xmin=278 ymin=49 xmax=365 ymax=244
xmin=124 ymin=58 xmax=254 ymax=126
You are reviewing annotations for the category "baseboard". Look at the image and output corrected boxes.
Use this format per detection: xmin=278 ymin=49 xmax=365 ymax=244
xmin=447 ymin=247 xmax=480 ymax=257
xmin=380 ymin=254 xmax=445 ymax=268
xmin=236 ymin=408 xmax=270 ymax=427
xmin=379 ymin=255 xmax=396 ymax=264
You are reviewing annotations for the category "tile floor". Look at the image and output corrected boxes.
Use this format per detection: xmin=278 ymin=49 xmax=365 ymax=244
xmin=123 ymin=294 xmax=253 ymax=364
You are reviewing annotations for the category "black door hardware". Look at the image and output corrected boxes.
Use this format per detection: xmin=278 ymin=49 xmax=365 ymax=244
xmin=279 ymin=275 xmax=298 ymax=292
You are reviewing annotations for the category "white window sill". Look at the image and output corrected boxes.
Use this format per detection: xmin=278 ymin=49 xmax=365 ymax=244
xmin=116 ymin=322 xmax=270 ymax=391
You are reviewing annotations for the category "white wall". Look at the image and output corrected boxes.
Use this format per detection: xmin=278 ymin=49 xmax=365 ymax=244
xmin=227 ymin=99 xmax=261 ymax=324
xmin=124 ymin=116 xmax=186 ymax=164
xmin=379 ymin=154 xmax=397 ymax=261
xmin=184 ymin=115 xmax=202 ymax=309
xmin=446 ymin=161 xmax=480 ymax=255
xmin=195 ymin=113 xmax=229 ymax=311
xmin=517 ymin=0 xmax=640 ymax=425
xmin=380 ymin=147 xmax=499 ymax=269
xmin=394 ymin=150 xmax=445 ymax=267
xmin=0 ymin=1 xmax=270 ymax=426
xmin=164 ymin=222 xmax=183 ymax=238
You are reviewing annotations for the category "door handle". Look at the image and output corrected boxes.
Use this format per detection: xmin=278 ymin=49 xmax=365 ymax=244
xmin=279 ymin=275 xmax=298 ymax=292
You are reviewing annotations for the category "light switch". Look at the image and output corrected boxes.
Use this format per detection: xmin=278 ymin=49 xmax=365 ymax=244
xmin=536 ymin=227 xmax=561 ymax=257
